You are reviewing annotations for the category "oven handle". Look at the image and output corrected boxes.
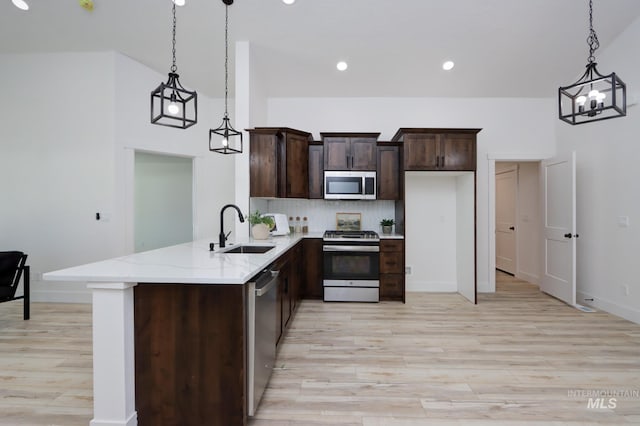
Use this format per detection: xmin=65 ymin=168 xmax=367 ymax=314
xmin=323 ymin=245 xmax=380 ymax=253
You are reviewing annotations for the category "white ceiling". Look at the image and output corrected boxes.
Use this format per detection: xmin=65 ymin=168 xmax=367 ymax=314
xmin=1 ymin=0 xmax=639 ymax=99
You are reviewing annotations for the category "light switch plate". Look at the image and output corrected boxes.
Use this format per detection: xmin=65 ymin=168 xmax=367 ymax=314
xmin=617 ymin=216 xmax=629 ymax=228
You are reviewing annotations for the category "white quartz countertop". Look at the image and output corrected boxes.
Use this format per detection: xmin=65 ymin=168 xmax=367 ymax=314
xmin=44 ymin=235 xmax=308 ymax=285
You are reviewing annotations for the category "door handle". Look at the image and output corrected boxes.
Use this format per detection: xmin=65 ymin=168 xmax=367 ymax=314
xmin=509 ymin=226 xmax=515 ymax=230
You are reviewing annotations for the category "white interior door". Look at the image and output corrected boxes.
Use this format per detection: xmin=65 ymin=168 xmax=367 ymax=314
xmin=541 ymin=152 xmax=576 ymax=306
xmin=496 ymin=168 xmax=517 ymax=274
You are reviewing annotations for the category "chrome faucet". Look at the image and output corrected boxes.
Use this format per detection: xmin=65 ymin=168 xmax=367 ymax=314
xmin=219 ymin=204 xmax=245 ymax=248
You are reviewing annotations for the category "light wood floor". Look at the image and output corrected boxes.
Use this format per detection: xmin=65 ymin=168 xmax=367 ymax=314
xmin=1 ymin=273 xmax=639 ymax=425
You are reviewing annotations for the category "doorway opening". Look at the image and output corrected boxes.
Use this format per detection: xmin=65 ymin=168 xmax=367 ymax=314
xmin=493 ymin=160 xmax=541 ymax=287
xmin=134 ymin=151 xmax=194 ymax=253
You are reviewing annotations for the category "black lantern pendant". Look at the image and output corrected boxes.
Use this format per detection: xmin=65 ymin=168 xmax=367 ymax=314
xmin=151 ymin=2 xmax=198 ymax=129
xmin=558 ymin=0 xmax=626 ymax=125
xmin=210 ymin=0 xmax=243 ymax=154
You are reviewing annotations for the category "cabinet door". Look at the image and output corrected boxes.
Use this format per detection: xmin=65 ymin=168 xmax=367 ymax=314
xmin=285 ymin=133 xmax=309 ymax=198
xmin=250 ymin=133 xmax=278 ymax=197
xmin=380 ymin=274 xmax=404 ymax=300
xmin=380 ymin=251 xmax=403 ymax=274
xmin=441 ymin=133 xmax=476 ymax=171
xmin=302 ymin=238 xmax=323 ymax=299
xmin=308 ymin=144 xmax=324 ymax=199
xmin=377 ymin=145 xmax=401 ymax=200
xmin=403 ymin=133 xmax=439 ymax=170
xmin=324 ymin=137 xmax=350 ymax=170
xmin=350 ymin=138 xmax=377 ymax=170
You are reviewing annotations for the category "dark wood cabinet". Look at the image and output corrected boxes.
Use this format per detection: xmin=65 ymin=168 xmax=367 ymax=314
xmin=134 ymin=284 xmax=247 ymax=426
xmin=249 ymin=127 xmax=311 ymax=198
xmin=392 ymin=128 xmax=479 ymax=171
xmin=308 ymin=143 xmax=324 ymax=199
xmin=321 ymin=132 xmax=379 ymax=171
xmin=377 ymin=143 xmax=402 ymax=200
xmin=379 ymin=239 xmax=405 ymax=302
xmin=276 ymin=241 xmax=304 ymax=346
xmin=302 ymin=238 xmax=323 ymax=299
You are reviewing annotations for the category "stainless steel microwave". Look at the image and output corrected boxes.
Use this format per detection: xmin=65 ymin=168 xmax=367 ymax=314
xmin=324 ymin=171 xmax=376 ymax=200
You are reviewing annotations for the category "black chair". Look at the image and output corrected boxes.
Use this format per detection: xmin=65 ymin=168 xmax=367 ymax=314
xmin=0 ymin=251 xmax=30 ymax=320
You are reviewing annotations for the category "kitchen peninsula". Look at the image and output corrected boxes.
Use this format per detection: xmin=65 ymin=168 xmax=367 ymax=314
xmin=44 ymin=235 xmax=309 ymax=426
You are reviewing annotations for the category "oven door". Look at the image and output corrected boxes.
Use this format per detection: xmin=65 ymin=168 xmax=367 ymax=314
xmin=323 ymin=244 xmax=379 ymax=281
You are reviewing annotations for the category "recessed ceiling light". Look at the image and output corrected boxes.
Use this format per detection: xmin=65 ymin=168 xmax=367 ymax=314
xmin=336 ymin=61 xmax=348 ymax=71
xmin=12 ymin=0 xmax=29 ymax=11
xmin=282 ymin=0 xmax=296 ymax=4
xmin=173 ymin=0 xmax=186 ymax=5
xmin=442 ymin=60 xmax=455 ymax=71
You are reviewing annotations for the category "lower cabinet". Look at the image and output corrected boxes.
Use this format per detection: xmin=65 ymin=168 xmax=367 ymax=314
xmin=379 ymin=239 xmax=405 ymax=302
xmin=276 ymin=241 xmax=303 ymax=347
xmin=302 ymin=238 xmax=323 ymax=299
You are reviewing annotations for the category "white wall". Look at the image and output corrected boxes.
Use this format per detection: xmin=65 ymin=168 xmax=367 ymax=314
xmin=0 ymin=51 xmax=234 ymax=302
xmin=405 ymin=173 xmax=458 ymax=292
xmin=555 ymin=16 xmax=640 ymax=324
xmin=267 ymin=97 xmax=557 ymax=292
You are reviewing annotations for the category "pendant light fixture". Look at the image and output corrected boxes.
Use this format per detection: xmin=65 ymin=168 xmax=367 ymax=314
xmin=151 ymin=2 xmax=198 ymax=129
xmin=558 ymin=0 xmax=626 ymax=125
xmin=210 ymin=0 xmax=242 ymax=154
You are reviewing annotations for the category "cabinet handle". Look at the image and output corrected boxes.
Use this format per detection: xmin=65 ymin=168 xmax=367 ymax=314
xmin=440 ymin=156 xmax=445 ymax=168
xmin=436 ymin=156 xmax=440 ymax=168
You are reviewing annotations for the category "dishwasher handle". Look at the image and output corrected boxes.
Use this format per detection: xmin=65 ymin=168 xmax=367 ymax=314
xmin=255 ymin=270 xmax=279 ymax=297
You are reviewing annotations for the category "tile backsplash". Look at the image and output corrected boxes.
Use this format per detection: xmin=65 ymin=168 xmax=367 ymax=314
xmin=250 ymin=198 xmax=396 ymax=233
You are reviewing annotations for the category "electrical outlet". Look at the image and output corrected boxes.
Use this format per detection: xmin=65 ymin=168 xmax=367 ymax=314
xmin=405 ymin=266 xmax=412 ymax=275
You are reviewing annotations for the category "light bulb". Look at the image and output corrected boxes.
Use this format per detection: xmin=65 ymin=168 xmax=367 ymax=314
xmin=12 ymin=0 xmax=29 ymax=10
xmin=173 ymin=0 xmax=185 ymax=6
xmin=588 ymin=89 xmax=599 ymax=99
xmin=596 ymin=92 xmax=606 ymax=102
xmin=336 ymin=61 xmax=348 ymax=71
xmin=576 ymin=96 xmax=587 ymax=106
xmin=442 ymin=61 xmax=455 ymax=71
xmin=282 ymin=0 xmax=296 ymax=4
xmin=222 ymin=137 xmax=229 ymax=148
xmin=167 ymin=102 xmax=180 ymax=115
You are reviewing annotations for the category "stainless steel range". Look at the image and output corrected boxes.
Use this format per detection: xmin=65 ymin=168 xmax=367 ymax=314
xmin=322 ymin=230 xmax=380 ymax=302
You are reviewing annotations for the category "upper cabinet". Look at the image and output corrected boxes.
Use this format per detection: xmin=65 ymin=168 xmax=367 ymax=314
xmin=321 ymin=132 xmax=379 ymax=171
xmin=392 ymin=128 xmax=480 ymax=171
xmin=377 ymin=142 xmax=402 ymax=200
xmin=249 ymin=127 xmax=312 ymax=198
xmin=308 ymin=143 xmax=324 ymax=199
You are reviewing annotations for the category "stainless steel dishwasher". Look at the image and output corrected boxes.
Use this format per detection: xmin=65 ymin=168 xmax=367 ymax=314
xmin=247 ymin=267 xmax=279 ymax=417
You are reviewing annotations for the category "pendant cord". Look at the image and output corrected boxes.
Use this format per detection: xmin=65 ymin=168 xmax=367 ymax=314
xmin=586 ymin=0 xmax=599 ymax=63
xmin=224 ymin=4 xmax=229 ymax=117
xmin=171 ymin=3 xmax=177 ymax=73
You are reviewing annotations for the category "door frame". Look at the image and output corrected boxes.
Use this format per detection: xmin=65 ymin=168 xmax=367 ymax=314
xmin=123 ymin=148 xmax=198 ymax=255
xmin=487 ymin=153 xmax=544 ymax=292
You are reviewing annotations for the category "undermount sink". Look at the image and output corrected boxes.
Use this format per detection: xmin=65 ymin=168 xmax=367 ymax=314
xmin=221 ymin=245 xmax=275 ymax=254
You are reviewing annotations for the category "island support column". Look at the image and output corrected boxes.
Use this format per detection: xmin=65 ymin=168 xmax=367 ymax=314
xmin=87 ymin=282 xmax=138 ymax=426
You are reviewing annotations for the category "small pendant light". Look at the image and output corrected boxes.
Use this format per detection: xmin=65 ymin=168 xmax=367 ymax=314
xmin=558 ymin=0 xmax=626 ymax=125
xmin=210 ymin=0 xmax=243 ymax=154
xmin=151 ymin=2 xmax=198 ymax=129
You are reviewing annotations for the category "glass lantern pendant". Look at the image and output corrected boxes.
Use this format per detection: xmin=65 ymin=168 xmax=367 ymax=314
xmin=150 ymin=2 xmax=198 ymax=129
xmin=558 ymin=0 xmax=626 ymax=125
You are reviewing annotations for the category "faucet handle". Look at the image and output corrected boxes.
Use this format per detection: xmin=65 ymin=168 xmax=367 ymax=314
xmin=225 ymin=230 xmax=232 ymax=241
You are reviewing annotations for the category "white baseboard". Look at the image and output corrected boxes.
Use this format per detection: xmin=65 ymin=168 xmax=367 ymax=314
xmin=577 ymin=290 xmax=640 ymax=325
xmin=405 ymin=280 xmax=457 ymax=292
xmin=31 ymin=280 xmax=92 ymax=304
xmin=516 ymin=270 xmax=539 ymax=286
